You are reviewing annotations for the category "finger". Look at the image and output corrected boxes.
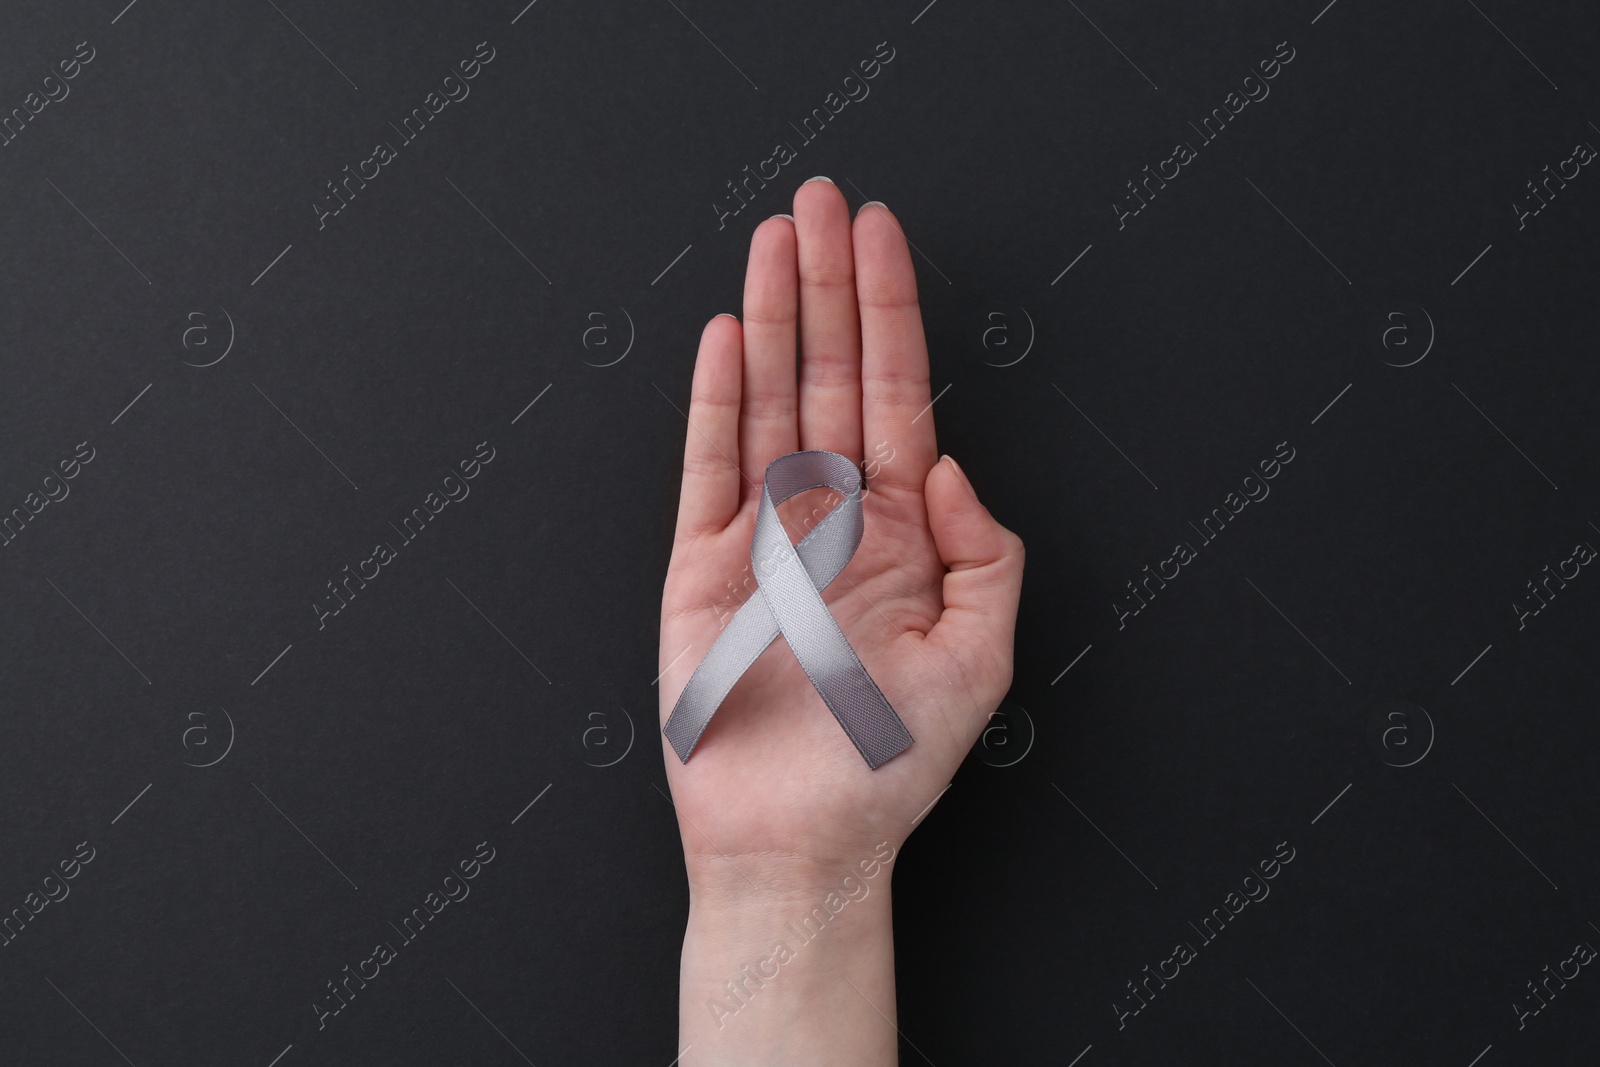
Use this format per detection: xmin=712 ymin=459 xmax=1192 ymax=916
xmin=855 ymin=201 xmax=937 ymax=494
xmin=674 ymin=313 xmax=746 ymax=540
xmin=794 ymin=177 xmax=863 ymax=462
xmin=922 ymin=456 xmax=1024 ymax=711
xmin=739 ymin=215 xmax=800 ymax=497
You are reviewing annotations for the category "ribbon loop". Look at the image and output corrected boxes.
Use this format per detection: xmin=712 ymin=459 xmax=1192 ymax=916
xmin=662 ymin=450 xmax=914 ymax=769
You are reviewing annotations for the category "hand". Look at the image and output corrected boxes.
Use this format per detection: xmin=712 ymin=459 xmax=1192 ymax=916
xmin=661 ymin=179 xmax=1025 ymax=1065
xmin=658 ymin=178 xmax=1025 ymax=893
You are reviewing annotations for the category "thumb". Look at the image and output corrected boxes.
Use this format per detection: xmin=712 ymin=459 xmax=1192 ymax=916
xmin=922 ymin=455 xmax=1024 ymax=701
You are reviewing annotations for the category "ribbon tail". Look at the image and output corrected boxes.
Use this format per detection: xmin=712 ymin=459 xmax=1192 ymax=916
xmin=661 ymin=590 xmax=782 ymax=762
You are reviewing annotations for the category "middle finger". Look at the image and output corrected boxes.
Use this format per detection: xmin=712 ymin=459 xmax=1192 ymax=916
xmin=794 ymin=176 xmax=863 ymax=463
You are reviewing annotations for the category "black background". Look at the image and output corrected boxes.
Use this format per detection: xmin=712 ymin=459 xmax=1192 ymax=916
xmin=2 ymin=0 xmax=1597 ymax=1064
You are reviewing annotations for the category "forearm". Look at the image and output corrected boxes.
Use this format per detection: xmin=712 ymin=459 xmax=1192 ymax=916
xmin=678 ymin=868 xmax=899 ymax=1066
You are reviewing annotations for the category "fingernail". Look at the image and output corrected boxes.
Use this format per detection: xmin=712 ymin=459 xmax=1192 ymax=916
xmin=942 ymin=454 xmax=977 ymax=499
xmin=858 ymin=200 xmax=888 ymax=217
xmin=714 ymin=312 xmax=738 ymax=320
xmin=771 ymin=212 xmax=794 ymax=221
xmin=804 ymin=175 xmax=834 ymax=184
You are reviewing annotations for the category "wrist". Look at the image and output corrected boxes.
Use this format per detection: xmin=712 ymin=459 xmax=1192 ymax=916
xmin=685 ymin=839 xmax=902 ymax=908
xmin=679 ymin=844 xmax=901 ymax=1066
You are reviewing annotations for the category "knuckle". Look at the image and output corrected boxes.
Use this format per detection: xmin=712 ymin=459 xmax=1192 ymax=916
xmin=741 ymin=306 xmax=797 ymax=329
xmin=683 ymin=449 xmax=733 ymax=478
xmin=799 ymin=260 xmax=855 ymax=290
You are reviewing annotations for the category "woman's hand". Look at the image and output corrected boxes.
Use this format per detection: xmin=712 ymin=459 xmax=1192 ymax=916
xmin=659 ymin=177 xmax=1024 ymax=1065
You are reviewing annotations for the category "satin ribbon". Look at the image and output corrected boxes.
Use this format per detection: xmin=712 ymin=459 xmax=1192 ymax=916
xmin=663 ymin=450 xmax=914 ymax=769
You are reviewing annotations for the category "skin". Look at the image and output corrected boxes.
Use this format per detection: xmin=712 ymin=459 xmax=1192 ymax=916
xmin=659 ymin=176 xmax=1025 ymax=1066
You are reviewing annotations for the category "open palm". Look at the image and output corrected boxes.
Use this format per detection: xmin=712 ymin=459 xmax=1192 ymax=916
xmin=658 ymin=179 xmax=1024 ymax=893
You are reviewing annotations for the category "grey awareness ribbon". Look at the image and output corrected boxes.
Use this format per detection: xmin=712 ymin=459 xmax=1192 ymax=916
xmin=663 ymin=450 xmax=915 ymax=769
